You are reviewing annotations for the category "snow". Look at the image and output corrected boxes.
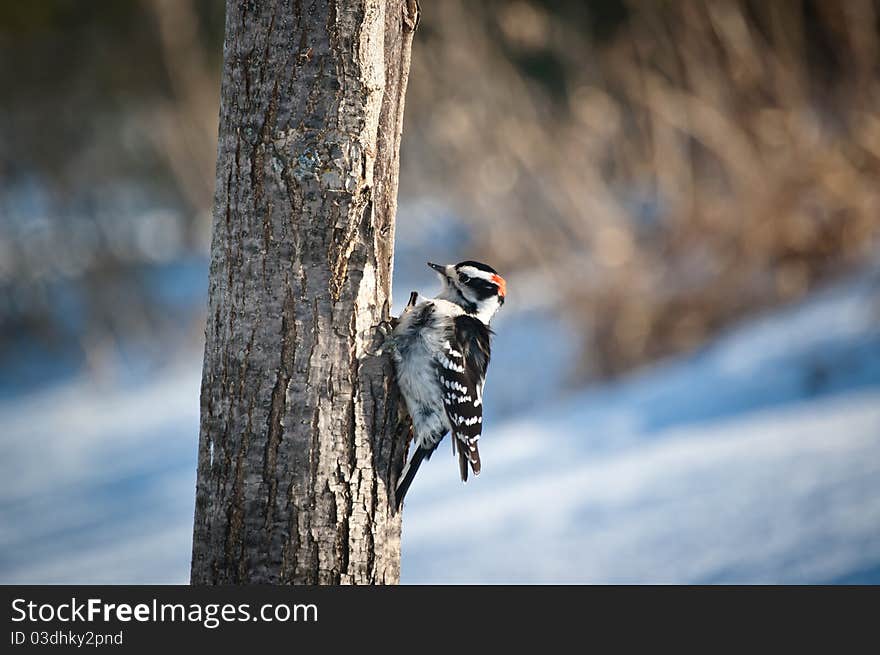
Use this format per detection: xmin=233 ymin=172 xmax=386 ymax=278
xmin=2 ymin=268 xmax=880 ymax=584
xmin=401 ymin=268 xmax=880 ymax=582
xmin=0 ymin=365 xmax=200 ymax=583
xmin=402 ymin=390 xmax=880 ymax=583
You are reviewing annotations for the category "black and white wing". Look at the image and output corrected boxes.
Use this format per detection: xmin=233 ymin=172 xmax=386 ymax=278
xmin=436 ymin=315 xmax=491 ymax=481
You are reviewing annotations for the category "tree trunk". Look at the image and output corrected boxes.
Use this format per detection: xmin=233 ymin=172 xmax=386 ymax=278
xmin=191 ymin=0 xmax=418 ymax=585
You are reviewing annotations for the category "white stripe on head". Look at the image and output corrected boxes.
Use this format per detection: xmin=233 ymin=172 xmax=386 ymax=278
xmin=457 ymin=265 xmax=495 ymax=282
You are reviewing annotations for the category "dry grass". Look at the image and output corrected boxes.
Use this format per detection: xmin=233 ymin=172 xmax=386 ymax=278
xmin=3 ymin=1 xmax=879 ymax=381
xmin=403 ymin=0 xmax=880 ymax=378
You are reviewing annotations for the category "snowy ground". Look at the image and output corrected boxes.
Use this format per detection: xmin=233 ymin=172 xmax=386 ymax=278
xmin=2 ymin=268 xmax=879 ymax=584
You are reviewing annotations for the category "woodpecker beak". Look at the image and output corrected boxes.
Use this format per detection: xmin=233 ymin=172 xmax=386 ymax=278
xmin=427 ymin=262 xmax=446 ymax=275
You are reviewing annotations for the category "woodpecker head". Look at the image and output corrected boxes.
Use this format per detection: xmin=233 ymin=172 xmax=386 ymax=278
xmin=429 ymin=260 xmax=506 ymax=324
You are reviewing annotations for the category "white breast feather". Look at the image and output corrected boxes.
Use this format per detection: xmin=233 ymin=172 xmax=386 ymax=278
xmin=391 ymin=299 xmax=464 ymax=449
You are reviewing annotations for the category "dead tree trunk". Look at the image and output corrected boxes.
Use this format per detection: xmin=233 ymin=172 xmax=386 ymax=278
xmin=191 ymin=0 xmax=418 ymax=584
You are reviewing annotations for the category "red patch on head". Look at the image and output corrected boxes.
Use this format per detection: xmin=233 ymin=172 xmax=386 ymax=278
xmin=491 ymin=274 xmax=507 ymax=298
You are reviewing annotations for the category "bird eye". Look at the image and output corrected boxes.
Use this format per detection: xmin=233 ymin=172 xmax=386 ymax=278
xmin=459 ymin=273 xmax=470 ymax=283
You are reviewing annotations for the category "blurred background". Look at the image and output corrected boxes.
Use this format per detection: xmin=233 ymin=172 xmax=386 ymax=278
xmin=2 ymin=0 xmax=880 ymax=583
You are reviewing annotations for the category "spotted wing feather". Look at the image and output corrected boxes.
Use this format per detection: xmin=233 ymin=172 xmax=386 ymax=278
xmin=436 ymin=315 xmax=491 ymax=481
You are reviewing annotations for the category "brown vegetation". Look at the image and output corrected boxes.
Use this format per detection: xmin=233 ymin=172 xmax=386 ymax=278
xmin=2 ymin=1 xmax=879 ymax=381
xmin=404 ymin=0 xmax=880 ymax=377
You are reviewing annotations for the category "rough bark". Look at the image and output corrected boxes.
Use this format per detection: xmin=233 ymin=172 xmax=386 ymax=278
xmin=191 ymin=0 xmax=418 ymax=585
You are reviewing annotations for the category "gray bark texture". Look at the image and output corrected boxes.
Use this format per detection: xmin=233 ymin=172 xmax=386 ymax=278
xmin=191 ymin=0 xmax=419 ymax=584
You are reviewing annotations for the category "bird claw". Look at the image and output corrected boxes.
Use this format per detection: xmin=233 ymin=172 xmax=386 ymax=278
xmin=364 ymin=292 xmax=418 ymax=356
xmin=365 ymin=320 xmax=395 ymax=357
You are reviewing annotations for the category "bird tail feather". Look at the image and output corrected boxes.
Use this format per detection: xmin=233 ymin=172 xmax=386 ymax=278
xmin=396 ymin=445 xmax=429 ymax=509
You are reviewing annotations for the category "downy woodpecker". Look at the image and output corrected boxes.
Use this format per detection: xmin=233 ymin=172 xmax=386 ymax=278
xmin=387 ymin=260 xmax=506 ymax=508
